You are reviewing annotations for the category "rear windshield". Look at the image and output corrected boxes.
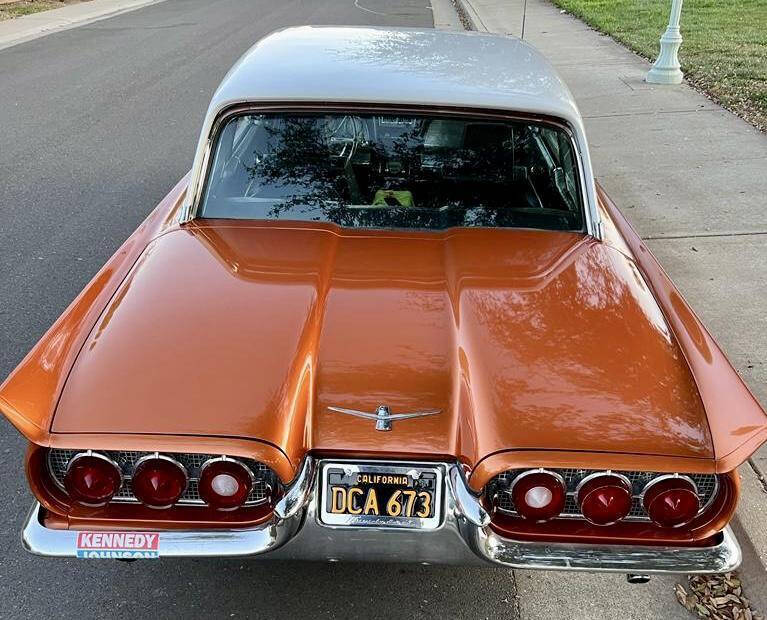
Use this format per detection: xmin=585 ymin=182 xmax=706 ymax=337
xmin=199 ymin=112 xmax=584 ymax=231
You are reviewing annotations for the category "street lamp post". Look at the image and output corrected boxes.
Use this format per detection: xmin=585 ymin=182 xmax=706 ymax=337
xmin=647 ymin=0 xmax=684 ymax=84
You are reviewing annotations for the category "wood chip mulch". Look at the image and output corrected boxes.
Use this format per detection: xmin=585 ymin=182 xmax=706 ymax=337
xmin=675 ymin=573 xmax=764 ymax=620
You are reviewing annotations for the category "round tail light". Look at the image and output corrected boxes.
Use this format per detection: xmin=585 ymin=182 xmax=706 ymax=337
xmin=642 ymin=475 xmax=700 ymax=528
xmin=199 ymin=457 xmax=255 ymax=511
xmin=576 ymin=472 xmax=633 ymax=526
xmin=132 ymin=454 xmax=188 ymax=509
xmin=510 ymin=469 xmax=566 ymax=522
xmin=64 ymin=452 xmax=123 ymax=507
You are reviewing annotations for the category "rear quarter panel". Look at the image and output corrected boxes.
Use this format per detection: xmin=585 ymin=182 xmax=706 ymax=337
xmin=596 ymin=183 xmax=767 ymax=473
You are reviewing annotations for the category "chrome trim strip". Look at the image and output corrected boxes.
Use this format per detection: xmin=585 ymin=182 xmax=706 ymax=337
xmin=573 ymin=471 xmax=634 ymax=526
xmin=65 ymin=450 xmax=124 ymax=489
xmin=640 ymin=473 xmax=699 ymax=499
xmin=198 ymin=456 xmax=264 ymax=510
xmin=508 ymin=468 xmax=565 ymax=495
xmin=506 ymin=468 xmax=566 ymax=513
xmin=448 ymin=464 xmax=490 ymax=527
xmin=640 ymin=473 xmax=701 ymax=528
xmin=21 ymin=457 xmax=741 ymax=574
xmin=21 ymin=502 xmax=302 ymax=559
xmin=274 ymin=456 xmax=314 ymax=520
xmin=463 ymin=523 xmax=741 ymax=574
xmin=200 ymin=455 xmax=257 ymax=485
xmin=133 ymin=453 xmax=189 ymax=509
xmin=574 ymin=470 xmax=632 ymax=503
xmin=63 ymin=451 xmax=124 ymax=507
xmin=135 ymin=452 xmax=190 ymax=483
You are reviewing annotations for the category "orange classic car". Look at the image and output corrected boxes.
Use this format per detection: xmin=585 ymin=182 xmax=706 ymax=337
xmin=2 ymin=26 xmax=766 ymax=575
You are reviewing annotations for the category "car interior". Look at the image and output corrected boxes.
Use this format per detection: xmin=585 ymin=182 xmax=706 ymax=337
xmin=200 ymin=113 xmax=584 ymax=231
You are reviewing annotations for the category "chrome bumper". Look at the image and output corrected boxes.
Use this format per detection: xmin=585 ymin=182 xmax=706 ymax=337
xmin=22 ymin=457 xmax=741 ymax=574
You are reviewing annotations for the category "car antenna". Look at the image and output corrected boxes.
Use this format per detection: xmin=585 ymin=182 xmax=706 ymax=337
xmin=521 ymin=0 xmax=528 ymax=39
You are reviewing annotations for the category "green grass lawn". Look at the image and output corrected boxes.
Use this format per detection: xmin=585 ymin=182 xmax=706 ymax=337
xmin=550 ymin=0 xmax=767 ymax=131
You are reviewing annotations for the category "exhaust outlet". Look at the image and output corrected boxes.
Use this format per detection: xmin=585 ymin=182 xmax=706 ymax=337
xmin=626 ymin=574 xmax=651 ymax=584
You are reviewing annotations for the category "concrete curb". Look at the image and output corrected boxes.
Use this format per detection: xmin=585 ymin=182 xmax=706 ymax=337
xmin=0 ymin=0 xmax=167 ymax=51
xmin=431 ymin=0 xmax=464 ymax=31
xmin=453 ymin=0 xmax=486 ymax=31
xmin=731 ymin=465 xmax=767 ymax=608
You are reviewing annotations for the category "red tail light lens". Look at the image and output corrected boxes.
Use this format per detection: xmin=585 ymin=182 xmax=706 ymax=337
xmin=64 ymin=452 xmax=122 ymax=507
xmin=576 ymin=473 xmax=633 ymax=525
xmin=199 ymin=457 xmax=255 ymax=511
xmin=132 ymin=454 xmax=188 ymax=509
xmin=510 ymin=469 xmax=566 ymax=522
xmin=643 ymin=476 xmax=700 ymax=528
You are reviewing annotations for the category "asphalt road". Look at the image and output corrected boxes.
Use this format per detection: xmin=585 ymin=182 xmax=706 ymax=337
xmin=0 ymin=0 xmax=520 ymax=617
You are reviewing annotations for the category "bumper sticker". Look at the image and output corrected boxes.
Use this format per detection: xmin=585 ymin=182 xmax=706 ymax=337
xmin=76 ymin=532 xmax=160 ymax=559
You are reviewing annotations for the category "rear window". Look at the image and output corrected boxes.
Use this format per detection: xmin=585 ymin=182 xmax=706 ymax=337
xmin=199 ymin=112 xmax=584 ymax=231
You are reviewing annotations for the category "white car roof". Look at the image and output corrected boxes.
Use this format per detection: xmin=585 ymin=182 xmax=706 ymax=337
xmin=183 ymin=26 xmax=599 ymax=234
xmin=210 ymin=26 xmax=581 ymax=126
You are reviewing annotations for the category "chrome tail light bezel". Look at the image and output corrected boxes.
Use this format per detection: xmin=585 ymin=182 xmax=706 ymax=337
xmin=63 ymin=450 xmax=124 ymax=508
xmin=640 ymin=473 xmax=701 ymax=528
xmin=131 ymin=453 xmax=190 ymax=510
xmin=486 ymin=467 xmax=720 ymax=526
xmin=574 ymin=471 xmax=634 ymax=526
xmin=199 ymin=455 xmax=264 ymax=511
xmin=641 ymin=472 xmax=700 ymax=499
xmin=507 ymin=468 xmax=567 ymax=522
xmin=46 ymin=448 xmax=279 ymax=509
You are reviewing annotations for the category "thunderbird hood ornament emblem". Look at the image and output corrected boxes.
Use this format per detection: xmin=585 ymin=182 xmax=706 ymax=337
xmin=327 ymin=405 xmax=441 ymax=432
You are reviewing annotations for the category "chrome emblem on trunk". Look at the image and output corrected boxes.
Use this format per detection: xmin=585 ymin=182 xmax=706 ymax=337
xmin=327 ymin=405 xmax=441 ymax=432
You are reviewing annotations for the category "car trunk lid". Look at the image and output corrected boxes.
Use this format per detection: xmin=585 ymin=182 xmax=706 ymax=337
xmin=52 ymin=222 xmax=713 ymax=465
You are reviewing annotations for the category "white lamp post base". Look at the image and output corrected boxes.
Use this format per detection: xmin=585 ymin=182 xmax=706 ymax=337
xmin=647 ymin=0 xmax=684 ymax=84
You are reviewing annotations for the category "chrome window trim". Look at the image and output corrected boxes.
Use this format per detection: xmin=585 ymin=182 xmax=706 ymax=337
xmin=179 ymin=103 xmax=597 ymax=237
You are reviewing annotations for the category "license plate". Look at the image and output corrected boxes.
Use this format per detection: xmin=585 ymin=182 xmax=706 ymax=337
xmin=319 ymin=462 xmax=442 ymax=529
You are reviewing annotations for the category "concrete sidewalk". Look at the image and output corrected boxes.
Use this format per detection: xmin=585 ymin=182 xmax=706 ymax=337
xmin=0 ymin=0 xmax=166 ymax=50
xmin=453 ymin=0 xmax=767 ymax=618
